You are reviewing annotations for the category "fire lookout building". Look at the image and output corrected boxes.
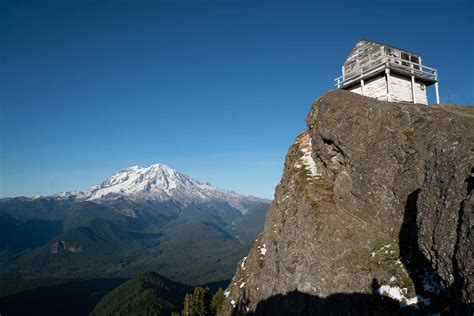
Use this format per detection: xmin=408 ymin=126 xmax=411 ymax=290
xmin=334 ymin=40 xmax=439 ymax=105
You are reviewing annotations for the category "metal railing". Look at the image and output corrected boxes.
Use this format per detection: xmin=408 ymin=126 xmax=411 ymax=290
xmin=334 ymin=56 xmax=438 ymax=88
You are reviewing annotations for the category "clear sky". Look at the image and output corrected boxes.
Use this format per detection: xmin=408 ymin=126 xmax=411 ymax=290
xmin=1 ymin=0 xmax=473 ymax=199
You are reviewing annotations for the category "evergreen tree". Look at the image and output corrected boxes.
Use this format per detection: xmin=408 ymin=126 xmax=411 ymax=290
xmin=211 ymin=288 xmax=225 ymax=315
xmin=183 ymin=293 xmax=192 ymax=315
xmin=182 ymin=287 xmax=212 ymax=316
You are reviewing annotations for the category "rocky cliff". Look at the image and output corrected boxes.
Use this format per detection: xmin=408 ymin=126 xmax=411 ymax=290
xmin=221 ymin=90 xmax=473 ymax=315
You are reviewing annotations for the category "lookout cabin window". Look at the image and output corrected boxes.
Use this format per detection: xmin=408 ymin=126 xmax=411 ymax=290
xmin=400 ymin=51 xmax=420 ymax=70
xmin=401 ymin=52 xmax=410 ymax=66
xmin=410 ymin=55 xmax=420 ymax=70
xmin=386 ymin=48 xmax=400 ymax=64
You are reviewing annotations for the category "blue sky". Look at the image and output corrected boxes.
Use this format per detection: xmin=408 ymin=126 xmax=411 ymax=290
xmin=1 ymin=0 xmax=473 ymax=199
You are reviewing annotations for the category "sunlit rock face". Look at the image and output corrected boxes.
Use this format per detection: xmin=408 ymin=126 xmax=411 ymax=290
xmin=221 ymin=90 xmax=473 ymax=315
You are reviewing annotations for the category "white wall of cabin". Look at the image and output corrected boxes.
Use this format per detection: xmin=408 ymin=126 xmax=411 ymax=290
xmin=348 ymin=73 xmax=428 ymax=104
xmin=414 ymin=81 xmax=428 ymax=104
xmin=349 ymin=84 xmax=362 ymax=95
xmin=349 ymin=75 xmax=388 ymax=101
xmin=389 ymin=74 xmax=428 ymax=104
xmin=389 ymin=74 xmax=413 ymax=103
xmin=363 ymin=76 xmax=388 ymax=101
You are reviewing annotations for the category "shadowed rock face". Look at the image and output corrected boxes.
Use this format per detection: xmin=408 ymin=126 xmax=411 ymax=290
xmin=220 ymin=90 xmax=473 ymax=315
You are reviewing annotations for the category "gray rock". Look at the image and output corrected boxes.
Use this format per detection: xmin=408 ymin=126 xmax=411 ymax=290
xmin=220 ymin=90 xmax=473 ymax=315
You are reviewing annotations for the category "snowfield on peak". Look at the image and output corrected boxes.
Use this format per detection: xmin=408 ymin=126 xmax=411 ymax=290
xmin=52 ymin=163 xmax=268 ymax=214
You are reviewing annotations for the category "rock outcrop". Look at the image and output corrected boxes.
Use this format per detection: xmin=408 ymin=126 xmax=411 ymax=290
xmin=221 ymin=90 xmax=473 ymax=315
xmin=49 ymin=240 xmax=84 ymax=254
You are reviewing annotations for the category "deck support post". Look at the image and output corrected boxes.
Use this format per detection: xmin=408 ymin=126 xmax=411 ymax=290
xmin=385 ymin=67 xmax=391 ymax=102
xmin=361 ymin=79 xmax=365 ymax=95
xmin=435 ymin=82 xmax=440 ymax=104
xmin=411 ymin=75 xmax=416 ymax=103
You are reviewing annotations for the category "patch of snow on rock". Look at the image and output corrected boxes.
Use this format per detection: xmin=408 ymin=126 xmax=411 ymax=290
xmin=240 ymin=257 xmax=247 ymax=270
xmin=377 ymin=285 xmax=430 ymax=307
xmin=377 ymin=285 xmax=406 ymax=302
xmin=294 ymin=136 xmax=321 ymax=178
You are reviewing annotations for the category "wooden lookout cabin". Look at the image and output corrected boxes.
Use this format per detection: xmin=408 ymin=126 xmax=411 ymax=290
xmin=334 ymin=40 xmax=439 ymax=105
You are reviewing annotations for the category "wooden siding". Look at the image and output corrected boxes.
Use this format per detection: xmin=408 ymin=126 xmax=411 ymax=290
xmin=389 ymin=74 xmax=428 ymax=104
xmin=343 ymin=40 xmax=421 ymax=81
xmin=390 ymin=74 xmax=413 ymax=103
xmin=349 ymin=83 xmax=362 ymax=95
xmin=348 ymin=75 xmax=387 ymax=101
xmin=343 ymin=41 xmax=384 ymax=80
xmin=364 ymin=76 xmax=388 ymax=101
xmin=414 ymin=81 xmax=428 ymax=104
xmin=348 ymin=74 xmax=428 ymax=105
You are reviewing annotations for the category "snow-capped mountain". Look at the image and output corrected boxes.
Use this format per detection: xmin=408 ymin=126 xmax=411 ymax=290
xmin=53 ymin=163 xmax=267 ymax=214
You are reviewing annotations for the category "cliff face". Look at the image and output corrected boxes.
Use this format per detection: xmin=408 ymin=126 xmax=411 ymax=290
xmin=221 ymin=90 xmax=473 ymax=315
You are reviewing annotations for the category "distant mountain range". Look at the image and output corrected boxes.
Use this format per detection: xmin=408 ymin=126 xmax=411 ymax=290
xmin=0 ymin=163 xmax=270 ymax=285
